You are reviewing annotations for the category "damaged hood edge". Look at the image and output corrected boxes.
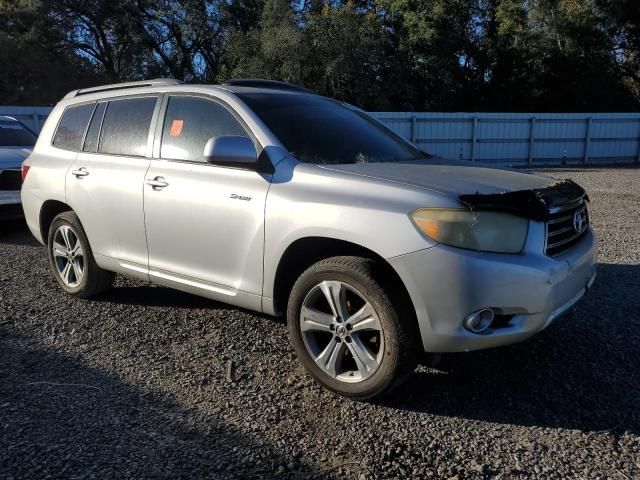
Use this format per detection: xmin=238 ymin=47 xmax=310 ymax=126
xmin=459 ymin=179 xmax=588 ymax=222
xmin=320 ymin=160 xmax=587 ymax=221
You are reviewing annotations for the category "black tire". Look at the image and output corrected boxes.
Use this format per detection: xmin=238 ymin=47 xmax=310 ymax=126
xmin=287 ymin=256 xmax=417 ymax=400
xmin=47 ymin=211 xmax=114 ymax=298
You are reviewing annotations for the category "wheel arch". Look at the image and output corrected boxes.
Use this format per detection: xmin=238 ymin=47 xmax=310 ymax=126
xmin=271 ymin=236 xmax=420 ymax=348
xmin=40 ymin=200 xmax=73 ymax=242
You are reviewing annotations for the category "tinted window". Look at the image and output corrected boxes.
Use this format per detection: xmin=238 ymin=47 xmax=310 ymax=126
xmin=99 ymin=97 xmax=157 ymax=157
xmin=160 ymin=96 xmax=247 ymax=162
xmin=52 ymin=104 xmax=94 ymax=151
xmin=0 ymin=120 xmax=37 ymax=147
xmin=83 ymin=102 xmax=107 ymax=152
xmin=237 ymin=93 xmax=423 ymax=165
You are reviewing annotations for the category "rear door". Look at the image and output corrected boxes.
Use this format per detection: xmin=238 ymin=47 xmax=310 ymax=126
xmin=66 ymin=96 xmax=159 ymax=278
xmin=143 ymin=94 xmax=271 ymax=309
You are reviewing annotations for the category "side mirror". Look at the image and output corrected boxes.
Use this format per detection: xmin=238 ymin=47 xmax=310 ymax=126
xmin=203 ymin=136 xmax=257 ymax=168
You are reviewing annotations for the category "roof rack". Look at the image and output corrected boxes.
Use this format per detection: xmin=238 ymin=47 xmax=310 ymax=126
xmin=221 ymin=79 xmax=314 ymax=94
xmin=63 ymin=78 xmax=184 ymax=99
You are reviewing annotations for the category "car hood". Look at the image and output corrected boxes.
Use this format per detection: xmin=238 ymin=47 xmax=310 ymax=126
xmin=319 ymin=158 xmax=587 ymax=221
xmin=0 ymin=147 xmax=32 ymax=170
xmin=319 ymin=158 xmax=555 ymax=197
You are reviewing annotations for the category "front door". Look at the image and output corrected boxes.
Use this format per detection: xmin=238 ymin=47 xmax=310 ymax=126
xmin=143 ymin=94 xmax=271 ymax=310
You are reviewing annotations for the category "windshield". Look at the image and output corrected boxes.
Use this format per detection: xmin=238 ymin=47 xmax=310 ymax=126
xmin=237 ymin=92 xmax=424 ymax=165
xmin=0 ymin=121 xmax=37 ymax=147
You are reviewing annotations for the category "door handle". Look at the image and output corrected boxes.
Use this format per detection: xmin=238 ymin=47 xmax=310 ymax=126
xmin=71 ymin=167 xmax=89 ymax=178
xmin=146 ymin=176 xmax=169 ymax=189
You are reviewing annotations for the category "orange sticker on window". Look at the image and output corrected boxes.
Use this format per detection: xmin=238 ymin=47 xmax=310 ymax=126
xmin=169 ymin=119 xmax=184 ymax=137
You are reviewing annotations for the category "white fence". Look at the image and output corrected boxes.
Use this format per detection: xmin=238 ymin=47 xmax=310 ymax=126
xmin=0 ymin=106 xmax=51 ymax=135
xmin=373 ymin=112 xmax=640 ymax=165
xmin=3 ymin=106 xmax=640 ymax=165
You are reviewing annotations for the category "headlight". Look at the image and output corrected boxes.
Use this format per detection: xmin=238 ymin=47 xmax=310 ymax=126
xmin=410 ymin=208 xmax=528 ymax=253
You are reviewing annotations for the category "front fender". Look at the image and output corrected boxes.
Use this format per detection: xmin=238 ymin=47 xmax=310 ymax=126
xmin=262 ymin=161 xmax=456 ymax=300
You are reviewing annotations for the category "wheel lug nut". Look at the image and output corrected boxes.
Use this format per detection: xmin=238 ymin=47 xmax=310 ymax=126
xmin=329 ymin=324 xmax=335 ymax=331
xmin=335 ymin=336 xmax=341 ymax=343
xmin=346 ymin=324 xmax=352 ymax=331
xmin=336 ymin=317 xmax=342 ymax=323
xmin=345 ymin=336 xmax=352 ymax=343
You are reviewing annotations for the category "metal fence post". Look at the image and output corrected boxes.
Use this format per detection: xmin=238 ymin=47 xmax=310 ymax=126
xmin=471 ymin=116 xmax=478 ymax=161
xmin=410 ymin=115 xmax=417 ymax=144
xmin=31 ymin=113 xmax=40 ymax=133
xmin=584 ymin=117 xmax=592 ymax=164
xmin=637 ymin=118 xmax=640 ymax=163
xmin=528 ymin=117 xmax=536 ymax=164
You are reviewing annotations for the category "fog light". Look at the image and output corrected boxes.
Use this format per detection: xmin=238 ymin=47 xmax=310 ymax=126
xmin=463 ymin=309 xmax=495 ymax=333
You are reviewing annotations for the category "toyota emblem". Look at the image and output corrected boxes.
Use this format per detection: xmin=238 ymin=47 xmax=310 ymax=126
xmin=572 ymin=210 xmax=584 ymax=233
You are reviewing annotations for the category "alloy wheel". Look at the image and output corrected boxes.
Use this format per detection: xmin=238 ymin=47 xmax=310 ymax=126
xmin=52 ymin=225 xmax=84 ymax=288
xmin=299 ymin=280 xmax=384 ymax=383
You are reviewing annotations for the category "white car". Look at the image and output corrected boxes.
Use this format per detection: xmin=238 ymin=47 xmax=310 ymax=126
xmin=0 ymin=116 xmax=36 ymax=219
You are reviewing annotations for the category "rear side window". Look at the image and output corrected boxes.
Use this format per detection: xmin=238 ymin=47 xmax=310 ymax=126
xmin=83 ymin=102 xmax=107 ymax=153
xmin=160 ymin=96 xmax=247 ymax=162
xmin=98 ymin=97 xmax=157 ymax=157
xmin=52 ymin=104 xmax=94 ymax=151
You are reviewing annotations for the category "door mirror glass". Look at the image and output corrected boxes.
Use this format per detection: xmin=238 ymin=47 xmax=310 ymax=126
xmin=203 ymin=136 xmax=257 ymax=167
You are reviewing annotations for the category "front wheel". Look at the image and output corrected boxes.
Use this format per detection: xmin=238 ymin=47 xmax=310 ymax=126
xmin=287 ymin=256 xmax=417 ymax=400
xmin=47 ymin=211 xmax=114 ymax=297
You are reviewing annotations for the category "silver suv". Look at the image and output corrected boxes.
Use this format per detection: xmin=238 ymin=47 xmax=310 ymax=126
xmin=21 ymin=79 xmax=597 ymax=399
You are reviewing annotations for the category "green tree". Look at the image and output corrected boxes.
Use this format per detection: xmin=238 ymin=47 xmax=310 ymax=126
xmin=36 ymin=0 xmax=151 ymax=81
xmin=464 ymin=0 xmax=634 ymax=111
xmin=529 ymin=0 xmax=634 ymax=111
xmin=218 ymin=0 xmax=305 ymax=82
xmin=2 ymin=0 xmax=640 ymax=111
xmin=132 ymin=0 xmax=227 ymax=82
xmin=302 ymin=2 xmax=387 ymax=108
xmin=378 ymin=0 xmax=477 ymax=111
xmin=597 ymin=0 xmax=640 ymax=103
xmin=0 ymin=0 xmax=106 ymax=105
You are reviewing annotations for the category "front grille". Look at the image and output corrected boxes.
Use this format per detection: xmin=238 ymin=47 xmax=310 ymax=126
xmin=545 ymin=199 xmax=589 ymax=256
xmin=0 ymin=169 xmax=21 ymax=190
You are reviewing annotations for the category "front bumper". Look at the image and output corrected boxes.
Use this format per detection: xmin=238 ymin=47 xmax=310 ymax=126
xmin=0 ymin=190 xmax=23 ymax=220
xmin=389 ymin=227 xmax=598 ymax=353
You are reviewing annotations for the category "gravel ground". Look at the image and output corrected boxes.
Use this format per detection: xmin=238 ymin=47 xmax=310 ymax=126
xmin=1 ymin=167 xmax=639 ymax=479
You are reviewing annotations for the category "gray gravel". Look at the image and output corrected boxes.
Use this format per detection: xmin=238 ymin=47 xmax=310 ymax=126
xmin=1 ymin=166 xmax=639 ymax=479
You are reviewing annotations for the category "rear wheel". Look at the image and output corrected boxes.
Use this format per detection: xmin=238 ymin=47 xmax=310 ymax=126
xmin=47 ymin=211 xmax=114 ymax=297
xmin=287 ymin=256 xmax=417 ymax=400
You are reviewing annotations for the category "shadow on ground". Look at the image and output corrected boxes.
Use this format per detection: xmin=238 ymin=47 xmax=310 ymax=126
xmin=388 ymin=263 xmax=640 ymax=435
xmin=3 ymin=219 xmax=638 ymax=438
xmin=97 ymin=283 xmax=225 ymax=310
xmin=0 ymin=332 xmax=313 ymax=479
xmin=74 ymin=262 xmax=640 ymax=437
xmin=0 ymin=218 xmax=39 ymax=246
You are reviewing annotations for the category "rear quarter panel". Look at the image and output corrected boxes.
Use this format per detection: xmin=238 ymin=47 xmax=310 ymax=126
xmin=21 ymin=106 xmax=76 ymax=244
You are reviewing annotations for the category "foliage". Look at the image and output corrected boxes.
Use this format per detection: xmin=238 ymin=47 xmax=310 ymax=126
xmin=1 ymin=0 xmax=639 ymax=111
xmin=0 ymin=0 xmax=108 ymax=104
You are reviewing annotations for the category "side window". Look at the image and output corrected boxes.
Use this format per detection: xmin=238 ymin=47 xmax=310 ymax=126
xmin=160 ymin=96 xmax=248 ymax=162
xmin=52 ymin=103 xmax=94 ymax=151
xmin=83 ymin=102 xmax=107 ymax=153
xmin=98 ymin=97 xmax=157 ymax=157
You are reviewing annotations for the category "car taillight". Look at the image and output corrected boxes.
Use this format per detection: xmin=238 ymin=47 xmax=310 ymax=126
xmin=21 ymin=163 xmax=31 ymax=182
